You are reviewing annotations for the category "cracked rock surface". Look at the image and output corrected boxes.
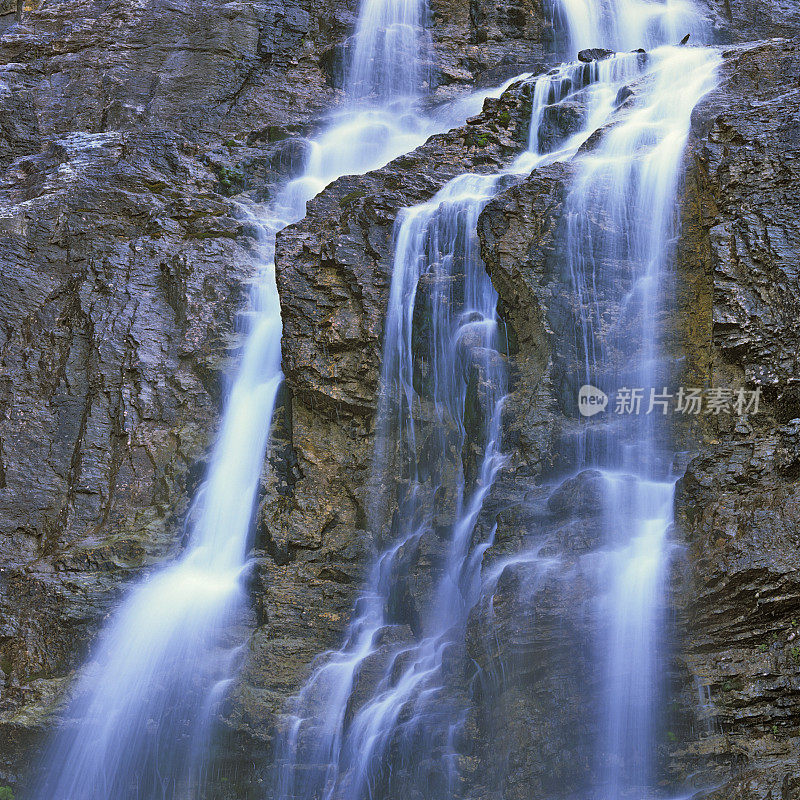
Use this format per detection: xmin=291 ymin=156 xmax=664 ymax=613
xmin=0 ymin=0 xmax=798 ymax=797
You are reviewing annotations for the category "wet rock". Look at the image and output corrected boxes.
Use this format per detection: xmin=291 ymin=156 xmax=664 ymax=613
xmin=463 ymin=557 xmax=599 ymax=799
xmin=343 ymin=624 xmax=416 ymax=724
xmin=668 ymin=38 xmax=800 ymax=799
xmin=388 ymin=530 xmax=449 ymax=637
xmin=577 ymin=48 xmax=614 ymax=63
xmin=614 ymin=85 xmax=634 ymax=106
xmin=0 ymin=0 xmax=351 ymax=149
xmin=429 ymin=0 xmax=554 ymax=102
xmin=701 ymin=0 xmax=800 ymax=43
xmin=537 ymin=97 xmax=587 ymax=153
xmin=478 ymin=159 xmax=573 ymax=475
xmin=275 ymin=81 xmax=534 ymax=418
xmin=546 ymin=470 xmax=607 ymax=518
xmin=0 ymin=129 xmax=261 ymax=784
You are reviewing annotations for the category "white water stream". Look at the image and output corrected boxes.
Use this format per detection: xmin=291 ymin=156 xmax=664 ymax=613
xmin=562 ymin=47 xmax=719 ymax=796
xmin=30 ymin=0 xmax=720 ymax=796
xmin=269 ymin=1 xmax=720 ymax=799
xmin=29 ymin=1 xmax=496 ymax=796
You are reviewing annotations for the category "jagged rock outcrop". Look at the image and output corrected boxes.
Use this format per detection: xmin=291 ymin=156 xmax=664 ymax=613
xmin=223 ymin=81 xmax=537 ymax=779
xmin=277 ymin=88 xmax=533 ymax=418
xmin=430 ymin=0 xmax=553 ymax=97
xmin=703 ymin=0 xmax=800 ymax=44
xmin=1 ymin=0 xmax=349 ymax=146
xmin=671 ymin=37 xmax=800 ymax=800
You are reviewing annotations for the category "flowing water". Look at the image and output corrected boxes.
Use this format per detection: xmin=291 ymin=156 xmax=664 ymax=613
xmin=270 ymin=1 xmax=720 ymax=800
xmin=30 ymin=0 xmax=721 ymax=795
xmin=28 ymin=0 xmax=484 ymax=797
xmin=552 ymin=0 xmax=702 ymax=55
xmin=269 ymin=56 xmax=627 ymax=800
xmin=560 ymin=46 xmax=719 ymax=797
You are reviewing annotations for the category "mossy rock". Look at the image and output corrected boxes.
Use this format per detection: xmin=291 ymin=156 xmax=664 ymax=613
xmin=338 ymin=188 xmax=367 ymax=208
xmin=217 ymin=165 xmax=246 ymax=196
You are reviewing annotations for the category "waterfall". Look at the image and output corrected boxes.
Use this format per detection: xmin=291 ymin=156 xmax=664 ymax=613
xmin=28 ymin=0 xmax=722 ymax=794
xmin=268 ymin=45 xmax=642 ymax=800
xmin=28 ymin=196 xmax=286 ymax=797
xmin=270 ymin=170 xmax=510 ymax=800
xmin=347 ymin=0 xmax=430 ymax=101
xmin=26 ymin=0 xmax=466 ymax=797
xmin=552 ymin=0 xmax=702 ymax=55
xmin=272 ymin=2 xmax=720 ymax=800
xmin=561 ymin=45 xmax=719 ymax=797
xmin=544 ymin=5 xmax=719 ymax=799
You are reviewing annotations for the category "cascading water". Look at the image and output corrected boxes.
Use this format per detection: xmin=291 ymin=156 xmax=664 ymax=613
xmin=561 ymin=45 xmax=720 ymax=798
xmin=543 ymin=3 xmax=720 ymax=798
xmin=27 ymin=0 xmax=483 ymax=797
xmin=268 ymin=45 xmax=637 ymax=800
xmin=29 ymin=0 xmax=722 ymax=794
xmin=552 ymin=0 xmax=701 ymax=55
xmin=270 ymin=170 xmax=510 ymax=800
xmin=271 ymin=2 xmax=722 ymax=800
xmin=347 ymin=0 xmax=429 ymax=101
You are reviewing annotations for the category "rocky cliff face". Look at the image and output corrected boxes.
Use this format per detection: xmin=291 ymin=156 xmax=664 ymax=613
xmin=704 ymin=0 xmax=800 ymax=44
xmin=0 ymin=127 xmax=263 ymax=783
xmin=0 ymin=2 xmax=360 ymax=781
xmin=0 ymin=1 xmax=798 ymax=798
xmin=673 ymin=38 xmax=800 ymax=800
xmin=225 ymin=79 xmax=536 ymax=790
xmin=0 ymin=0 xmax=551 ymax=791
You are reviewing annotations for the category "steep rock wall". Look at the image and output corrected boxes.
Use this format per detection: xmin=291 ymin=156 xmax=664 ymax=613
xmin=673 ymin=37 xmax=800 ymax=800
xmin=0 ymin=128 xmax=262 ymax=785
xmin=227 ymin=83 xmax=536 ymax=787
xmin=0 ymin=0 xmax=797 ymax=796
xmin=0 ymin=0 xmax=549 ymax=783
